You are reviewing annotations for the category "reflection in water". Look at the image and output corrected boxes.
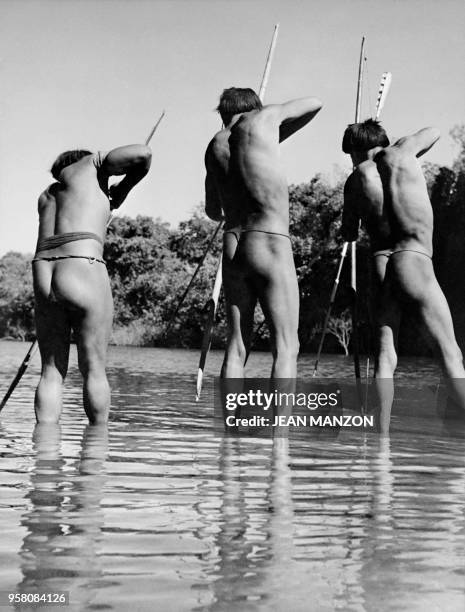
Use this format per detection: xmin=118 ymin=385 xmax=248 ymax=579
xmin=18 ymin=425 xmax=108 ymax=610
xmin=0 ymin=344 xmax=464 ymax=611
xmin=203 ymin=435 xmax=303 ymax=611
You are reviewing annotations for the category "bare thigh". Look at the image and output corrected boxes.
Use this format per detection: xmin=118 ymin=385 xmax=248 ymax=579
xmin=237 ymin=233 xmax=299 ymax=349
xmin=375 ymin=259 xmax=401 ymax=347
xmin=223 ymin=238 xmax=257 ymax=350
xmin=33 ymin=262 xmax=71 ymax=376
xmin=51 ymin=260 xmax=113 ymax=372
xmin=390 ymin=252 xmax=459 ymax=352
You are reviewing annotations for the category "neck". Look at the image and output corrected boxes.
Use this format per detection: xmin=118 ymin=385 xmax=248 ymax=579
xmin=351 ymin=146 xmax=383 ymax=166
xmin=224 ymin=113 xmax=243 ymax=129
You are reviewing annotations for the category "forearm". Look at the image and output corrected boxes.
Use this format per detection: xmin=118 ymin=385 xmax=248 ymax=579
xmin=109 ymin=165 xmax=150 ymax=209
xmin=416 ymin=127 xmax=440 ymax=157
xmin=396 ymin=128 xmax=441 ymax=158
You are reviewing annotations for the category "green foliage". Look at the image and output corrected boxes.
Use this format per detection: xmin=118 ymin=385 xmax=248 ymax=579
xmin=0 ymin=252 xmax=35 ymax=340
xmin=2 ymin=126 xmax=465 ymax=354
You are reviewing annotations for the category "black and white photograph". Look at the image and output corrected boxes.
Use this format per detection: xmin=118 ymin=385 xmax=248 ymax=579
xmin=0 ymin=0 xmax=464 ymax=610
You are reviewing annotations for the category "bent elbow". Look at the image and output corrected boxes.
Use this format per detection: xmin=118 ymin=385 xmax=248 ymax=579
xmin=429 ymin=127 xmax=441 ymax=143
xmin=311 ymin=97 xmax=323 ymax=113
xmin=138 ymin=146 xmax=152 ymax=170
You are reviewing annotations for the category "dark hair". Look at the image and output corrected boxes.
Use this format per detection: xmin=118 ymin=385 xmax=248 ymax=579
xmin=216 ymin=87 xmax=262 ymax=125
xmin=50 ymin=150 xmax=92 ymax=180
xmin=342 ymin=119 xmax=389 ymax=154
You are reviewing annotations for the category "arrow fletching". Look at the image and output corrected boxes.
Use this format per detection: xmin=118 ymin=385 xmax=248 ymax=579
xmin=375 ymin=72 xmax=392 ymax=119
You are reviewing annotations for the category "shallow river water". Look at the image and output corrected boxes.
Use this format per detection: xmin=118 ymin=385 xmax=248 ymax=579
xmin=0 ymin=341 xmax=464 ymax=611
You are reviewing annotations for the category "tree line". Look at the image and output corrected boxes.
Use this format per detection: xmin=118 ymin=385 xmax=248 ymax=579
xmin=1 ymin=127 xmax=464 ymax=356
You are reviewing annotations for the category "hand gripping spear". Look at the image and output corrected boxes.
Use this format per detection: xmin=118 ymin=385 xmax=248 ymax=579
xmin=0 ymin=112 xmax=165 ymax=412
xmin=195 ymin=23 xmax=280 ymax=401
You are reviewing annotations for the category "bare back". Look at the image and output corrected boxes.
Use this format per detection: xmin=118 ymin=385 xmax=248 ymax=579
xmin=344 ymin=142 xmax=435 ymax=255
xmin=345 ymin=161 xmax=392 ymax=252
xmin=375 ymin=144 xmax=434 ymax=253
xmin=206 ymin=106 xmax=289 ymax=235
xmin=37 ymin=154 xmax=110 ymax=258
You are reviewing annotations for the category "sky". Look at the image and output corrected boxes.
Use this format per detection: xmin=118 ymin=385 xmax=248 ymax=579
xmin=1 ymin=0 xmax=464 ymax=255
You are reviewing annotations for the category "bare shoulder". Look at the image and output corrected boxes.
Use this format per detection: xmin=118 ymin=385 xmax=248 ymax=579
xmin=39 ymin=183 xmax=59 ymax=201
xmin=345 ymin=169 xmax=361 ymax=192
xmin=205 ymin=130 xmax=228 ymax=167
xmin=358 ymin=158 xmax=378 ymax=176
xmin=38 ymin=183 xmax=59 ymax=211
xmin=257 ymin=104 xmax=282 ymax=123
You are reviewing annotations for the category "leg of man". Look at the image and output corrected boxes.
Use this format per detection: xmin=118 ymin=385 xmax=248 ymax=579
xmin=49 ymin=259 xmax=113 ymax=425
xmin=221 ymin=247 xmax=256 ymax=378
xmin=391 ymin=251 xmax=465 ymax=410
xmin=250 ymin=237 xmax=299 ymax=378
xmin=373 ymin=256 xmax=401 ymax=378
xmin=391 ymin=252 xmax=465 ymax=376
xmin=33 ymin=263 xmax=71 ymax=423
xmin=73 ymin=275 xmax=113 ymax=425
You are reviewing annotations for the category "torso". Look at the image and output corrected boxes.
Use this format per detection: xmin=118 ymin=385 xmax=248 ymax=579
xmin=375 ymin=146 xmax=434 ymax=253
xmin=36 ymin=154 xmax=110 ymax=258
xmin=352 ymin=147 xmax=434 ymax=254
xmin=207 ymin=107 xmax=290 ymax=235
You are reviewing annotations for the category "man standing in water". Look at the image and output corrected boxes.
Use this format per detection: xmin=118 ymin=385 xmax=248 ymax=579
xmin=33 ymin=145 xmax=152 ymax=424
xmin=342 ymin=119 xmax=465 ymax=403
xmin=205 ymin=87 xmax=322 ymax=378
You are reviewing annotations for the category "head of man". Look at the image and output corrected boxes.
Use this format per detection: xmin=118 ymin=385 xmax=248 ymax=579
xmin=217 ymin=87 xmax=262 ymax=127
xmin=50 ymin=150 xmax=92 ymax=181
xmin=342 ymin=119 xmax=389 ymax=163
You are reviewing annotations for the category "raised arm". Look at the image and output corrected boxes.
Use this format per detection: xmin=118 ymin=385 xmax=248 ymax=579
xmin=394 ymin=127 xmax=440 ymax=158
xmin=278 ymin=97 xmax=323 ymax=142
xmin=98 ymin=144 xmax=152 ymax=209
xmin=341 ymin=174 xmax=360 ymax=242
xmin=204 ymin=144 xmax=224 ymax=222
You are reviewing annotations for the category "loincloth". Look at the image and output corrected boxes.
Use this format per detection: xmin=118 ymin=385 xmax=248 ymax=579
xmin=36 ymin=231 xmax=103 ymax=253
xmin=32 ymin=254 xmax=106 ymax=265
xmin=373 ymin=248 xmax=432 ymax=260
xmin=34 ymin=232 xmax=105 ymax=265
xmin=224 ymin=229 xmax=291 ymax=241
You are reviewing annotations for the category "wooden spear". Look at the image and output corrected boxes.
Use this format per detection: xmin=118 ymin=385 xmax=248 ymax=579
xmin=350 ymin=36 xmax=366 ymax=380
xmin=195 ymin=23 xmax=280 ymax=401
xmin=312 ymin=241 xmax=349 ymax=376
xmin=312 ymin=68 xmax=392 ymax=378
xmin=0 ymin=113 xmax=165 ymax=412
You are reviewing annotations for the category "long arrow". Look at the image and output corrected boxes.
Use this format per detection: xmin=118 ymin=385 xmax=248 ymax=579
xmin=195 ymin=23 xmax=280 ymax=401
xmin=0 ymin=113 xmax=165 ymax=412
xmin=312 ymin=70 xmax=393 ymax=378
